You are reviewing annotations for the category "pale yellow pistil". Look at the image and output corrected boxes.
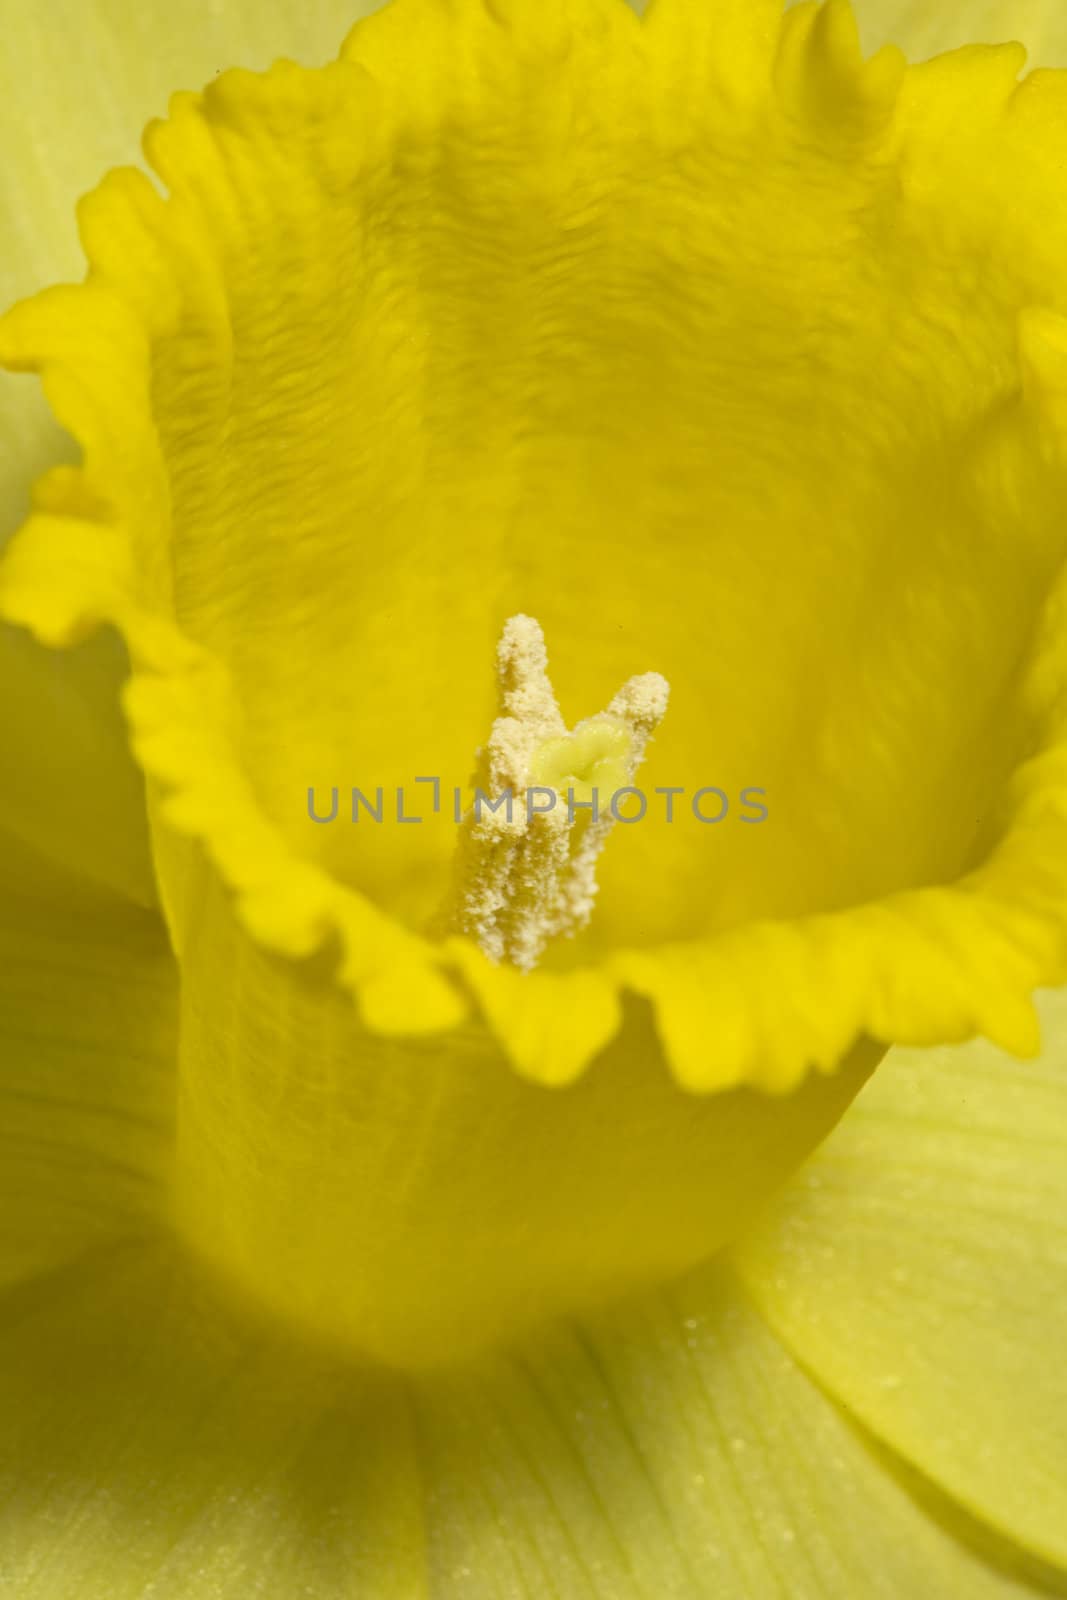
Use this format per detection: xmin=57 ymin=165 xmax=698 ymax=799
xmin=445 ymin=615 xmax=669 ymax=969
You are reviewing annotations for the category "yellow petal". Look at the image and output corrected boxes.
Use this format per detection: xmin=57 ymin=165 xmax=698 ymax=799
xmin=173 ymin=865 xmax=874 ymax=1364
xmin=0 ymin=1236 xmax=1046 ymax=1596
xmin=0 ymin=874 xmax=176 ymax=1291
xmin=0 ymin=0 xmax=387 ymax=305
xmin=0 ymin=0 xmax=385 ymax=898
xmin=0 ymin=0 xmax=384 ymax=506
xmin=831 ymin=0 xmax=1067 ymax=66
xmin=732 ymin=984 xmax=1067 ymax=1571
xmin=0 ymin=624 xmax=157 ymax=905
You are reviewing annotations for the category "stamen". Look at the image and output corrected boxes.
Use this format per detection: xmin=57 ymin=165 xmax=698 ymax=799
xmin=442 ymin=615 xmax=669 ymax=970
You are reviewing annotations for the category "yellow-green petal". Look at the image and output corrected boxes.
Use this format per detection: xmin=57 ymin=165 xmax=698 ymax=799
xmin=0 ymin=1235 xmax=1047 ymax=1595
xmin=417 ymin=1265 xmax=1056 ymax=1596
xmin=732 ymin=985 xmax=1067 ymax=1572
xmin=0 ymin=875 xmax=176 ymax=1291
xmin=0 ymin=1240 xmax=424 ymax=1599
xmin=836 ymin=0 xmax=1067 ymax=66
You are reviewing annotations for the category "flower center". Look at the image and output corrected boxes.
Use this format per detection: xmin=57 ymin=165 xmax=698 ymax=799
xmin=6 ymin=0 xmax=1067 ymax=1373
xmin=443 ymin=614 xmax=669 ymax=970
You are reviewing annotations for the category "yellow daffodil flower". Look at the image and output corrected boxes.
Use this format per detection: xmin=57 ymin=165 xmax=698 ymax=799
xmin=2 ymin=0 xmax=1067 ymax=1592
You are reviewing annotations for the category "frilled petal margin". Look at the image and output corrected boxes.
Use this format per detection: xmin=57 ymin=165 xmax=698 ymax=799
xmin=3 ymin=0 xmax=1067 ymax=1092
xmin=0 ymin=0 xmax=385 ymax=309
xmin=0 ymin=1225 xmax=1057 ymax=1595
xmin=732 ymin=983 xmax=1067 ymax=1573
xmin=0 ymin=0 xmax=386 ymax=905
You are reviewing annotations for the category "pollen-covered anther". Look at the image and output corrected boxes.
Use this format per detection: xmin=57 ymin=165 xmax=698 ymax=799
xmin=443 ymin=614 xmax=669 ymax=971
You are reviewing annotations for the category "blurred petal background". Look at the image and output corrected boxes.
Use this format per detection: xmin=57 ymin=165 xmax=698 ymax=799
xmin=838 ymin=0 xmax=1066 ymax=62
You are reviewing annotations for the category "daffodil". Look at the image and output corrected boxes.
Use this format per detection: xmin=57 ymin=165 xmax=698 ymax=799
xmin=2 ymin=0 xmax=1067 ymax=1592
